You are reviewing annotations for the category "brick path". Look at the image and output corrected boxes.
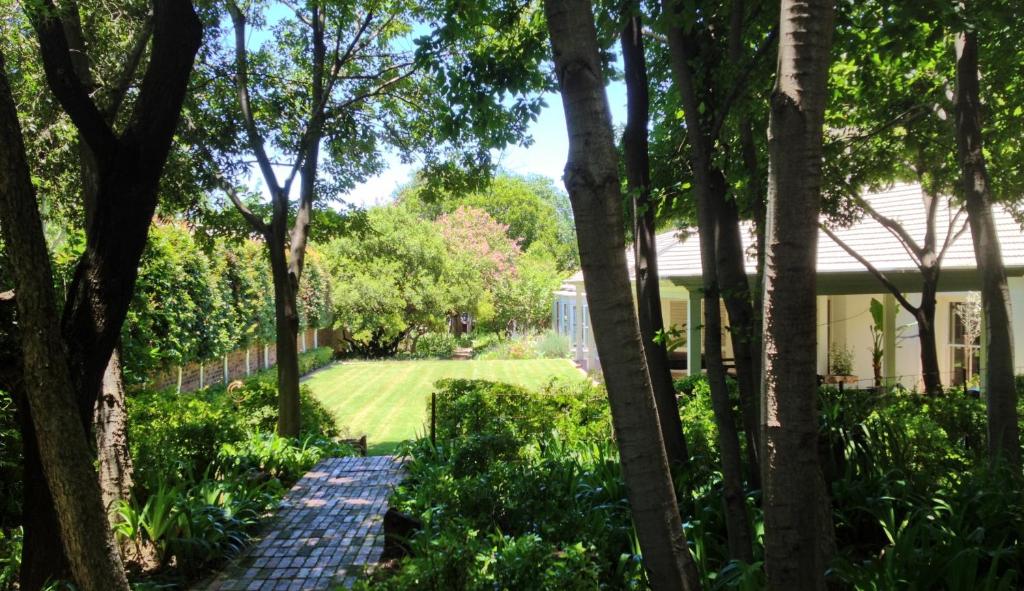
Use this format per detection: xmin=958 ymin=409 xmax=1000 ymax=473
xmin=205 ymin=455 xmax=405 ymax=591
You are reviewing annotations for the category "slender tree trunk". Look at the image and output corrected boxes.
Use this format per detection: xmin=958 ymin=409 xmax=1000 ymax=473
xmin=917 ymin=275 xmax=943 ymax=396
xmin=664 ymin=9 xmax=754 ymax=561
xmin=621 ymin=8 xmax=689 ymax=468
xmin=716 ymin=197 xmax=762 ymax=484
xmin=761 ymin=0 xmax=835 ymax=588
xmin=544 ymin=1 xmax=701 ymax=588
xmin=0 ymin=55 xmax=129 ymax=590
xmin=269 ymin=237 xmax=302 ymax=438
xmin=953 ymin=30 xmax=1020 ymax=469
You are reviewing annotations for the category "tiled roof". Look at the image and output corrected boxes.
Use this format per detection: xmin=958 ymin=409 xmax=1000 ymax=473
xmin=567 ymin=183 xmax=1024 ymax=282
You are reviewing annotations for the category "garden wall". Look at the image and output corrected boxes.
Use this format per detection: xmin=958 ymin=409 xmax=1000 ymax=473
xmin=147 ymin=327 xmax=340 ymax=392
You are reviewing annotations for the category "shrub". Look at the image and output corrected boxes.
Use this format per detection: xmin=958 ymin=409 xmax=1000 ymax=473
xmin=534 ymin=330 xmax=570 ymax=359
xmin=414 ymin=332 xmax=457 ymax=359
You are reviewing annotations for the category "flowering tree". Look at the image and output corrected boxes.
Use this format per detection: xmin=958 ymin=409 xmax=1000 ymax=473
xmin=435 ymin=206 xmax=522 ymax=327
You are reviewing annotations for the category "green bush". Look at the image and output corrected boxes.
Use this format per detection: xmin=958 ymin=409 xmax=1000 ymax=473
xmin=534 ymin=330 xmax=570 ymax=359
xmin=414 ymin=332 xmax=457 ymax=359
xmin=362 ymin=379 xmax=624 ymax=589
xmin=129 ymin=348 xmax=341 ymax=491
xmin=0 ymin=390 xmax=20 ymax=530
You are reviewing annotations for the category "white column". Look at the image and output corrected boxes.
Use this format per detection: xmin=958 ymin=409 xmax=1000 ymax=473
xmin=1008 ymin=276 xmax=1024 ymax=374
xmin=574 ymin=291 xmax=585 ymax=364
xmin=687 ymin=291 xmax=702 ymax=375
xmin=199 ymin=363 xmax=205 ymax=389
xmin=883 ymin=293 xmax=897 ymax=385
xmin=264 ymin=344 xmax=269 ymax=368
xmin=585 ymin=305 xmax=597 ymax=369
xmin=245 ymin=348 xmax=251 ymax=376
xmin=223 ymin=355 xmax=229 ymax=383
xmin=816 ymin=296 xmax=829 ymax=375
xmin=313 ymin=330 xmax=318 ymax=348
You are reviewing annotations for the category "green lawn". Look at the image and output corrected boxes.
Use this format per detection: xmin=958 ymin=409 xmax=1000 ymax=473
xmin=304 ymin=358 xmax=584 ymax=455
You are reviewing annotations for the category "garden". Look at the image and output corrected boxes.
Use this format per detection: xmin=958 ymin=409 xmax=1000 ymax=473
xmin=2 ymin=0 xmax=1024 ymax=590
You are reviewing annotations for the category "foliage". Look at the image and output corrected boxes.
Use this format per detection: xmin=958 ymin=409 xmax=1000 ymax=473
xmin=0 ymin=527 xmax=19 ymax=591
xmin=533 ymin=331 xmax=571 ymax=359
xmin=359 ymin=379 xmax=621 ymax=590
xmin=323 ymin=206 xmax=456 ymax=357
xmin=399 ymin=173 xmax=578 ymax=271
xmin=114 ymin=347 xmax=349 ymax=582
xmin=128 ymin=348 xmax=339 ymax=492
xmin=830 ymin=343 xmax=856 ymax=376
xmin=0 ymin=390 xmax=20 ymax=531
xmin=121 ymin=223 xmax=232 ymax=383
xmin=413 ymin=333 xmax=457 ymax=359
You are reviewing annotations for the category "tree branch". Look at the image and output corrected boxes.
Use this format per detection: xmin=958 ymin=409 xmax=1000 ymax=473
xmin=820 ymin=223 xmax=918 ymax=313
xmin=937 ymin=206 xmax=969 ymax=265
xmin=226 ymin=1 xmax=281 ymax=195
xmin=854 ymin=195 xmax=925 ymax=263
xmin=709 ymin=26 xmax=778 ymax=141
xmin=27 ymin=0 xmax=117 ymax=156
xmin=217 ymin=174 xmax=269 ymax=237
xmin=102 ymin=13 xmax=154 ymax=121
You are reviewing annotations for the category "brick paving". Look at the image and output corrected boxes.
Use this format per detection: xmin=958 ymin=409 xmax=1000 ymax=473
xmin=204 ymin=455 xmax=405 ymax=591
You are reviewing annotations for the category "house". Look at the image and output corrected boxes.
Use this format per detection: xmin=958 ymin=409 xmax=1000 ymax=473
xmin=553 ymin=184 xmax=1024 ymax=391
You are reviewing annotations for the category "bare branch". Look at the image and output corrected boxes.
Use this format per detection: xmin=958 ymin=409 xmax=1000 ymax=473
xmin=226 ymin=1 xmax=281 ymax=195
xmin=854 ymin=195 xmax=925 ymax=264
xmin=821 ymin=223 xmax=918 ymax=313
xmin=938 ymin=206 xmax=969 ymax=265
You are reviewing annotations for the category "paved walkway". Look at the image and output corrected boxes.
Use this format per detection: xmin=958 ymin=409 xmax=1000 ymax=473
xmin=205 ymin=455 xmax=405 ymax=591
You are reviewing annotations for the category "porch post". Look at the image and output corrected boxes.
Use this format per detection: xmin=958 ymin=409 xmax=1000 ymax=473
xmin=553 ymin=300 xmax=559 ymax=332
xmin=883 ymin=293 xmax=897 ymax=385
xmin=574 ymin=291 xmax=585 ymax=364
xmin=586 ymin=306 xmax=597 ymax=369
xmin=980 ymin=311 xmax=988 ymax=392
xmin=1008 ymin=276 xmax=1024 ymax=373
xmin=687 ymin=291 xmax=702 ymax=375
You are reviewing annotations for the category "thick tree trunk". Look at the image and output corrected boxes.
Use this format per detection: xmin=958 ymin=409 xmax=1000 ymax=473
xmin=953 ymin=31 xmax=1020 ymax=469
xmin=761 ymin=0 xmax=835 ymax=588
xmin=621 ymin=9 xmax=689 ymax=468
xmin=0 ymin=54 xmax=130 ymax=590
xmin=16 ymin=3 xmax=202 ymax=584
xmin=664 ymin=11 xmax=754 ymax=562
xmin=16 ymin=389 xmax=73 ymax=591
xmin=95 ymin=347 xmax=134 ymax=519
xmin=544 ymin=1 xmax=701 ymax=588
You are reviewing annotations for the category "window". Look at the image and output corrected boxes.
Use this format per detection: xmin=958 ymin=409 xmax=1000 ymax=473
xmin=571 ymin=305 xmax=577 ymax=346
xmin=949 ymin=300 xmax=982 ymax=386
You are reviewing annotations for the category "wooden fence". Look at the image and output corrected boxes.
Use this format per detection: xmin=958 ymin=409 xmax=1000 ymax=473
xmin=148 ymin=327 xmax=339 ymax=393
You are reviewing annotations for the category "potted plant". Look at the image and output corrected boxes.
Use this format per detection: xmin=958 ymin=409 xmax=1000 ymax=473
xmin=826 ymin=342 xmax=857 ymax=387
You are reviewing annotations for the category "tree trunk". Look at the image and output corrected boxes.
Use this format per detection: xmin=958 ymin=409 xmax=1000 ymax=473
xmin=544 ymin=1 xmax=701 ymax=588
xmin=621 ymin=8 xmax=689 ymax=469
xmin=664 ymin=9 xmax=753 ymax=561
xmin=16 ymin=389 xmax=73 ymax=591
xmin=0 ymin=54 xmax=130 ymax=590
xmin=95 ymin=347 xmax=134 ymax=520
xmin=953 ymin=30 xmax=1020 ymax=469
xmin=270 ymin=238 xmax=302 ymax=438
xmin=761 ymin=0 xmax=835 ymax=588
xmin=917 ymin=275 xmax=943 ymax=396
xmin=716 ymin=197 xmax=762 ymax=485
